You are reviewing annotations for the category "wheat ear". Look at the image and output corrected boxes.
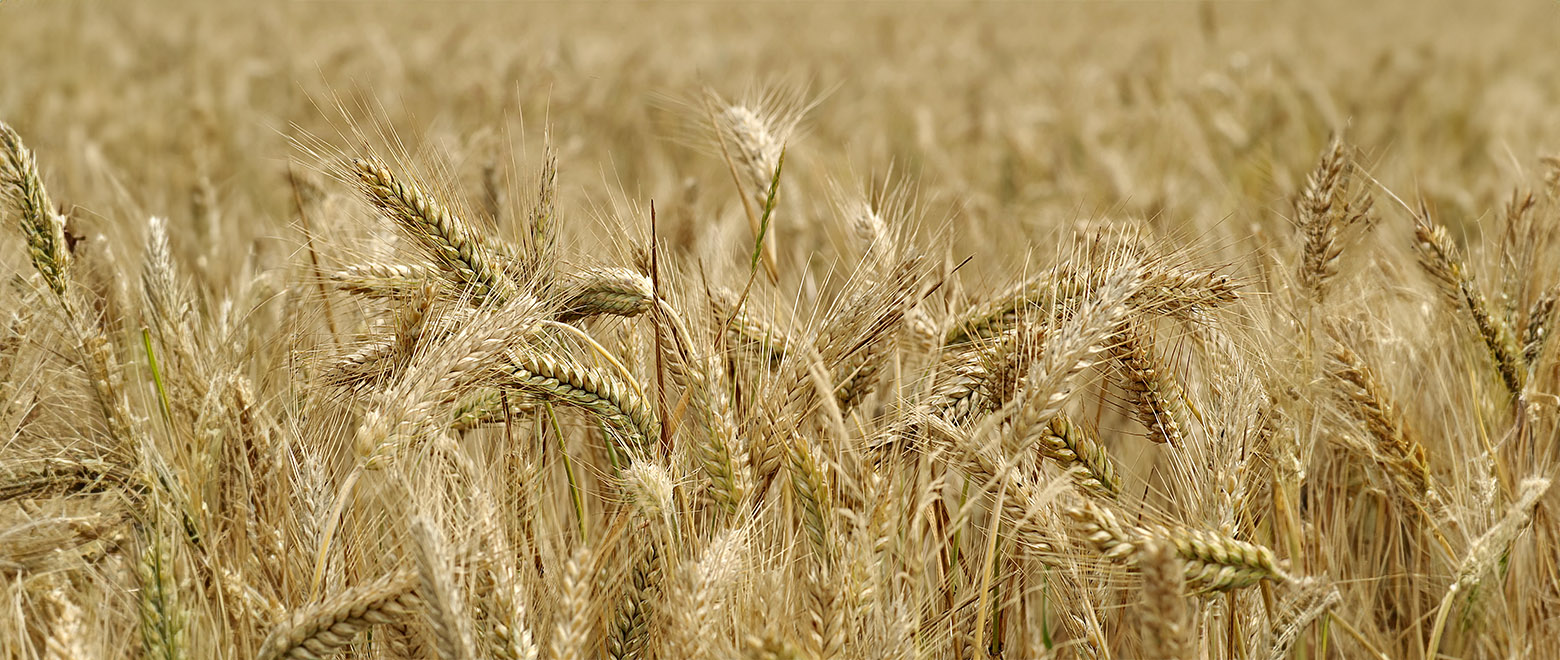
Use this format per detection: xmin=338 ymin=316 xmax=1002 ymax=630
xmin=1 ymin=121 xmax=71 ymax=299
xmin=256 ymin=568 xmax=422 ymax=660
xmin=555 ymin=267 xmax=654 ymax=323
xmin=495 ymin=351 xmax=660 ymax=454
xmin=653 ymin=302 xmax=746 ymax=512
xmin=1265 ymin=579 xmax=1342 ymax=660
xmin=944 ymin=262 xmax=1235 ymax=345
xmin=1140 ymin=541 xmax=1192 ymax=660
xmin=524 ymin=145 xmax=558 ymax=282
xmin=1425 ymin=477 xmax=1551 ymax=659
xmin=803 ymin=570 xmax=845 ymax=660
xmin=1107 ymin=321 xmax=1188 ymax=446
xmin=411 ymin=519 xmax=476 ymax=660
xmin=1036 ymin=416 xmax=1120 ymax=498
xmin=1523 ymin=284 xmax=1557 ymax=365
xmin=1295 ymin=134 xmax=1374 ymax=301
xmin=1327 ymin=346 xmax=1430 ymax=495
xmin=1413 ymin=207 xmax=1525 ymax=394
xmin=550 ymin=549 xmax=592 ymax=660
xmin=331 ymin=262 xmax=435 ymax=300
xmin=350 ymin=156 xmax=516 ymax=302
xmin=711 ymin=287 xmax=791 ymax=367
xmin=786 ymin=434 xmax=835 ymax=565
xmin=1068 ymin=498 xmax=1288 ymax=590
xmin=607 ymin=532 xmax=662 ymax=660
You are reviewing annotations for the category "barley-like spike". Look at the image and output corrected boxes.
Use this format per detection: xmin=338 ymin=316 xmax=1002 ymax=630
xmin=555 ymin=267 xmax=654 ymax=323
xmin=944 ymin=263 xmax=1235 ymax=345
xmin=1 ymin=121 xmax=71 ymax=299
xmin=142 ymin=216 xmax=191 ymax=334
xmin=331 ymin=262 xmax=436 ymax=300
xmin=607 ymin=541 xmax=662 ymax=660
xmin=1294 ymin=134 xmax=1374 ymax=301
xmin=350 ymin=156 xmax=516 ymax=303
xmin=1066 ymin=499 xmax=1287 ymax=590
xmin=1 ymin=458 xmax=137 ymax=502
xmin=1004 ymin=264 xmax=1142 ymax=450
xmin=1153 ymin=524 xmax=1287 ymax=591
xmin=821 ymin=258 xmax=921 ymax=414
xmin=256 ymin=569 xmax=422 ymax=660
xmin=803 ymin=571 xmax=845 ymax=660
xmin=786 ymin=434 xmax=834 ymax=566
xmin=447 ymin=390 xmax=535 ymax=431
xmin=1327 ymin=345 xmax=1436 ymax=503
xmin=324 ymin=336 xmax=398 ymax=392
xmin=1413 ymin=210 xmax=1525 ymax=394
xmin=44 ymin=586 xmax=90 ymax=660
xmin=1265 ymin=580 xmax=1342 ymax=660
xmin=653 ymin=303 xmax=746 ymax=512
xmin=496 ymin=351 xmax=660 ymax=453
xmin=1524 ymin=285 xmax=1557 ymax=366
xmin=1427 ymin=478 xmax=1551 ymax=658
xmin=136 ymin=529 xmax=186 ymax=660
xmin=481 ymin=582 xmax=538 ymax=660
xmin=717 ymin=101 xmax=791 ymax=281
xmin=1036 ymin=416 xmax=1120 ymax=498
xmin=411 ymin=519 xmax=475 ymax=660
xmin=1140 ymin=541 xmax=1192 ymax=660
xmin=1107 ymin=321 xmax=1188 ymax=447
xmin=712 ymin=288 xmax=791 ymax=367
xmin=526 ymin=146 xmax=559 ymax=283
xmin=550 ymin=549 xmax=591 ymax=660
xmin=929 ymin=343 xmax=998 ymax=425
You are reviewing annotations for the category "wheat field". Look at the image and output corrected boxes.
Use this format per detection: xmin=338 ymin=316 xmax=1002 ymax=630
xmin=2 ymin=1 xmax=1558 ymax=659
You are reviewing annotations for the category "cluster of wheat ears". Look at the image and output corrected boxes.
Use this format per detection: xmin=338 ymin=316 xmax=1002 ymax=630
xmin=1 ymin=84 xmax=1557 ymax=660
